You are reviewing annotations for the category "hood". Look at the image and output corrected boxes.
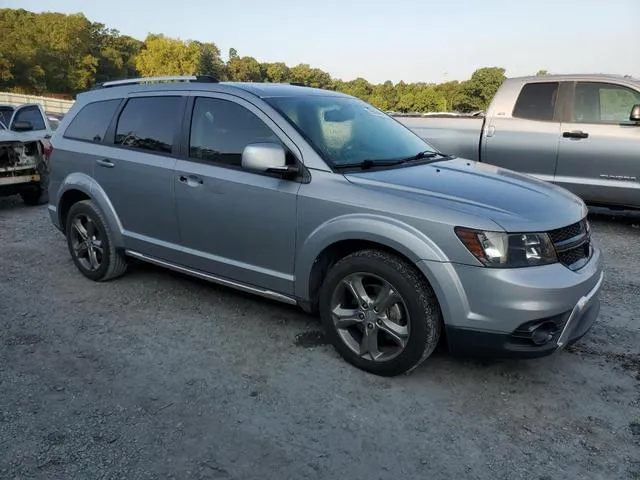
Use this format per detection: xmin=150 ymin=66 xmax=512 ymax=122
xmin=344 ymin=158 xmax=587 ymax=232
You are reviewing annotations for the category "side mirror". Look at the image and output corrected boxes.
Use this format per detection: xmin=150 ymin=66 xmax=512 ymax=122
xmin=241 ymin=142 xmax=297 ymax=175
xmin=630 ymin=104 xmax=640 ymax=122
xmin=13 ymin=120 xmax=34 ymax=132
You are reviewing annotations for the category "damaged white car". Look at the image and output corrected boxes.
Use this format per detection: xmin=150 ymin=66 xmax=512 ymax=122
xmin=0 ymin=103 xmax=53 ymax=205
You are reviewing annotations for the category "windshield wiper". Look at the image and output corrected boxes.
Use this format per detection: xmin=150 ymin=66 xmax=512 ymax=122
xmin=334 ymin=151 xmax=455 ymax=171
xmin=402 ymin=150 xmax=455 ymax=161
xmin=333 ymin=159 xmax=408 ymax=170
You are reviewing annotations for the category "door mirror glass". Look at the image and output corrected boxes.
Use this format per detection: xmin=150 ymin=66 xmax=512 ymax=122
xmin=242 ymin=142 xmax=288 ymax=173
xmin=630 ymin=104 xmax=640 ymax=122
xmin=13 ymin=120 xmax=34 ymax=132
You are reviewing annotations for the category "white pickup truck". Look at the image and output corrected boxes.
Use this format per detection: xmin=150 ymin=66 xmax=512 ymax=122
xmin=0 ymin=103 xmax=54 ymax=205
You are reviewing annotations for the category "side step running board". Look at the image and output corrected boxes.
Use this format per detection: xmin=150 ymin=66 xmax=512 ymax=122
xmin=125 ymin=250 xmax=298 ymax=305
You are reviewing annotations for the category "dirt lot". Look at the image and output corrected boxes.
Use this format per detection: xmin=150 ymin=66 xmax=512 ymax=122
xmin=1 ymin=198 xmax=638 ymax=480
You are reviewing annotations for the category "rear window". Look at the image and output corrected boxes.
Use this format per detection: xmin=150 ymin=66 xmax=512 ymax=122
xmin=114 ymin=96 xmax=182 ymax=154
xmin=512 ymin=82 xmax=559 ymax=121
xmin=63 ymin=99 xmax=121 ymax=142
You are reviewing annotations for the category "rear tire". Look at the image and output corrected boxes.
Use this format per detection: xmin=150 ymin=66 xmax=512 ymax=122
xmin=65 ymin=199 xmax=127 ymax=282
xmin=318 ymin=249 xmax=442 ymax=376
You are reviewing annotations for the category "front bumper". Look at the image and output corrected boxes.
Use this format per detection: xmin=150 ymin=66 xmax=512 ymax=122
xmin=417 ymin=245 xmax=604 ymax=358
xmin=445 ymin=271 xmax=602 ymax=358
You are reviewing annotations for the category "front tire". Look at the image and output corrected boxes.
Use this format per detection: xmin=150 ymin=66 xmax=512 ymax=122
xmin=318 ymin=249 xmax=442 ymax=376
xmin=65 ymin=200 xmax=127 ymax=282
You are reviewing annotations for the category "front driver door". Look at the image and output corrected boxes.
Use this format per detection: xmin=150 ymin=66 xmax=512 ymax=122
xmin=555 ymin=81 xmax=640 ymax=208
xmin=9 ymin=104 xmax=51 ymax=141
xmin=173 ymin=94 xmax=301 ymax=296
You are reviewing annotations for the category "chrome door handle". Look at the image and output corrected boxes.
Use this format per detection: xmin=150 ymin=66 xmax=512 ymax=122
xmin=96 ymin=159 xmax=115 ymax=168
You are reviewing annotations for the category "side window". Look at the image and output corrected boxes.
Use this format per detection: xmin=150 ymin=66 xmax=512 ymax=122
xmin=512 ymin=82 xmax=559 ymax=121
xmin=114 ymin=96 xmax=182 ymax=154
xmin=189 ymin=97 xmax=281 ymax=167
xmin=13 ymin=106 xmax=46 ymax=130
xmin=573 ymin=82 xmax=640 ymax=124
xmin=63 ymin=99 xmax=120 ymax=142
xmin=0 ymin=106 xmax=14 ymax=126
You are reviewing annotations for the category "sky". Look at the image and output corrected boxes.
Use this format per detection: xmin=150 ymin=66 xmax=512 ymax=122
xmin=6 ymin=0 xmax=640 ymax=84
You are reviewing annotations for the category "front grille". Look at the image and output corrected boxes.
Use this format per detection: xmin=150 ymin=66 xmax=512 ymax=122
xmin=548 ymin=219 xmax=591 ymax=270
xmin=548 ymin=220 xmax=586 ymax=244
xmin=557 ymin=243 xmax=591 ymax=266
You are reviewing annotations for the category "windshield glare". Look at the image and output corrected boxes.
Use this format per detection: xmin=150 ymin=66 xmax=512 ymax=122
xmin=265 ymin=95 xmax=436 ymax=167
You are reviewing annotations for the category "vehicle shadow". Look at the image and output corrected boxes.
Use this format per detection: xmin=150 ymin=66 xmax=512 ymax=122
xmin=588 ymin=206 xmax=640 ymax=227
xmin=125 ymin=259 xmax=315 ymax=324
xmin=0 ymin=195 xmax=29 ymax=212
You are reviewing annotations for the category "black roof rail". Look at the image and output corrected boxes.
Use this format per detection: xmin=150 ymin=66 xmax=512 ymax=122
xmin=92 ymin=75 xmax=219 ymax=89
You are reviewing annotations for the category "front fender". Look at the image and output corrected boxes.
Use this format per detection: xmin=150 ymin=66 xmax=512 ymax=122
xmin=295 ymin=213 xmax=449 ymax=300
xmin=52 ymin=172 xmax=124 ymax=248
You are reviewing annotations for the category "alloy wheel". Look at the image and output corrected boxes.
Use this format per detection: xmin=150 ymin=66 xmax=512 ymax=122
xmin=69 ymin=214 xmax=104 ymax=272
xmin=330 ymin=272 xmax=410 ymax=362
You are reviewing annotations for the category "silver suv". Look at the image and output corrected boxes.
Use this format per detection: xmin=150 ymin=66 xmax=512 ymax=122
xmin=48 ymin=75 xmax=604 ymax=376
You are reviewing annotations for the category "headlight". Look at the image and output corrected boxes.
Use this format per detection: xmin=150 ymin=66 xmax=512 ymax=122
xmin=455 ymin=227 xmax=557 ymax=268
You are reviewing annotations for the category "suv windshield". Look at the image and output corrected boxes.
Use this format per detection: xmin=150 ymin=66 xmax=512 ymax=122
xmin=264 ymin=95 xmax=439 ymax=168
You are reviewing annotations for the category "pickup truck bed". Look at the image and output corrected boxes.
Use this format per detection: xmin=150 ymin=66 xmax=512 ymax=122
xmin=396 ymin=116 xmax=484 ymax=162
xmin=395 ymin=74 xmax=640 ymax=210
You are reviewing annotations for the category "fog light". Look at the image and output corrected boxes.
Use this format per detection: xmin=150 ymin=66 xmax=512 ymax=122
xmin=531 ymin=322 xmax=556 ymax=345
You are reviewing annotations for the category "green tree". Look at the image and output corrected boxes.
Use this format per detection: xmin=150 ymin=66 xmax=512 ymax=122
xmin=195 ymin=41 xmax=226 ymax=79
xmin=459 ymin=67 xmax=506 ymax=112
xmin=227 ymin=55 xmax=262 ymax=82
xmin=435 ymin=80 xmax=462 ymax=111
xmin=91 ymin=25 xmax=142 ymax=84
xmin=536 ymin=69 xmax=549 ymax=76
xmin=338 ymin=77 xmax=372 ymax=100
xmin=368 ymin=80 xmax=397 ymax=111
xmin=413 ymin=86 xmax=445 ymax=112
xmin=289 ymin=63 xmax=332 ymax=88
xmin=261 ymin=62 xmax=290 ymax=83
xmin=135 ymin=34 xmax=203 ymax=76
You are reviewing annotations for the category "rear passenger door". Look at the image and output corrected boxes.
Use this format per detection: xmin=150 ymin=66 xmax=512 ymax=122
xmin=173 ymin=93 xmax=301 ymax=295
xmin=555 ymin=81 xmax=640 ymax=208
xmin=482 ymin=81 xmax=562 ymax=182
xmin=96 ymin=93 xmax=187 ymax=260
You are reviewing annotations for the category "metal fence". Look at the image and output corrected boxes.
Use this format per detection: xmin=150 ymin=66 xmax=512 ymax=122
xmin=0 ymin=92 xmax=75 ymax=115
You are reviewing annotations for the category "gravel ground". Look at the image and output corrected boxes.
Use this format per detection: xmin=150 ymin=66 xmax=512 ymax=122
xmin=0 ymin=197 xmax=638 ymax=480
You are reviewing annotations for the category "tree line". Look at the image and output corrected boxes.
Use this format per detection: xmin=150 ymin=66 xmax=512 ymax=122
xmin=1 ymin=8 xmax=547 ymax=113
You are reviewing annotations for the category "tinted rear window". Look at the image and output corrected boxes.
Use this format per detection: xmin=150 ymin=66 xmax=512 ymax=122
xmin=64 ymin=99 xmax=120 ymax=142
xmin=512 ymin=82 xmax=559 ymax=121
xmin=114 ymin=96 xmax=182 ymax=154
